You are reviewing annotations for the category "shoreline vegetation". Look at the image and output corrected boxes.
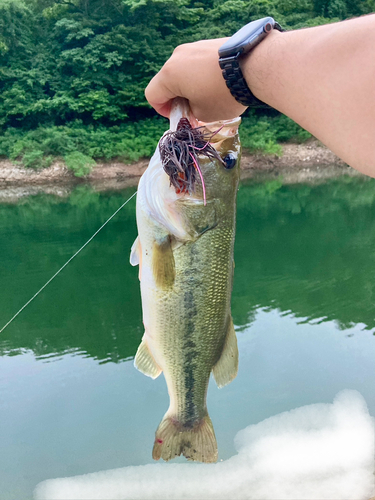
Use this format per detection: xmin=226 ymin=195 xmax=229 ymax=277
xmin=0 ymin=139 xmax=363 ymax=203
xmin=1 ymin=0 xmax=372 ymax=180
xmin=0 ymin=111 xmax=312 ymax=176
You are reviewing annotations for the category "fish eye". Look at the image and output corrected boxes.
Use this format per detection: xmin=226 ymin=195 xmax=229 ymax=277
xmin=223 ymin=153 xmax=236 ymax=169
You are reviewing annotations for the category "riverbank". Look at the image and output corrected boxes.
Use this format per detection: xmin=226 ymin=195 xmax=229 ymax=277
xmin=0 ymin=139 xmax=362 ymax=202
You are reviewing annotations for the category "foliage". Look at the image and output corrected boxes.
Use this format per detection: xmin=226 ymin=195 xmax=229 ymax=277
xmin=21 ymin=149 xmax=53 ymax=169
xmin=64 ymin=151 xmax=96 ymax=176
xmin=240 ymin=111 xmax=312 ymax=155
xmin=0 ymin=0 xmax=372 ymax=166
xmin=0 ymin=113 xmax=308 ymax=167
xmin=0 ymin=117 xmax=167 ymax=168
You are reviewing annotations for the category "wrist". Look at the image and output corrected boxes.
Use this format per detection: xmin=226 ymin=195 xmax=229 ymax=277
xmin=218 ymin=18 xmax=284 ymax=109
xmin=239 ymin=29 xmax=284 ymax=108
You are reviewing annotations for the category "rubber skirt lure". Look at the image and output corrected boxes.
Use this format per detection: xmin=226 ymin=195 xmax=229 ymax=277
xmin=159 ymin=118 xmax=223 ymax=206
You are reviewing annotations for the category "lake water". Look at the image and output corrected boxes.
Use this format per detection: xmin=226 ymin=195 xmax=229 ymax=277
xmin=1 ymin=176 xmax=375 ymax=499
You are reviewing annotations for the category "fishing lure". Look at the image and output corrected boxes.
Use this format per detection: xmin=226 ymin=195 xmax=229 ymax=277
xmin=159 ymin=118 xmax=224 ymax=205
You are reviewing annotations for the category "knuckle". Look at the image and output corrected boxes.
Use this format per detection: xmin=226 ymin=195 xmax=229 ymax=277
xmin=161 ymin=59 xmax=174 ymax=79
xmin=172 ymin=42 xmax=193 ymax=56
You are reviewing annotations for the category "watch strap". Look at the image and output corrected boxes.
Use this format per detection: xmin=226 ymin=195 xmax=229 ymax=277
xmin=219 ymin=22 xmax=284 ymax=108
xmin=219 ymin=54 xmax=265 ymax=107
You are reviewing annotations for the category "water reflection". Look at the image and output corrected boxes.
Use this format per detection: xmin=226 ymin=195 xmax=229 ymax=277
xmin=0 ymin=186 xmax=141 ymax=362
xmin=1 ymin=176 xmax=375 ymax=363
xmin=234 ymin=176 xmax=375 ymax=331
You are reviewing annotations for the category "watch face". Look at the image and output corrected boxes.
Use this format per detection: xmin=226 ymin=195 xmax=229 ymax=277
xmin=219 ymin=17 xmax=275 ymax=58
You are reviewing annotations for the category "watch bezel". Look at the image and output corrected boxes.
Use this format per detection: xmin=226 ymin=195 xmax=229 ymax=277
xmin=218 ymin=17 xmax=276 ymax=58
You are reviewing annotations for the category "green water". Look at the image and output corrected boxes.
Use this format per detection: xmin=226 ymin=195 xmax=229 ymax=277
xmin=1 ymin=177 xmax=375 ymax=499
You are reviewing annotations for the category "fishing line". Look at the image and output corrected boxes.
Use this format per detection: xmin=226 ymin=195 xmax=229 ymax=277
xmin=0 ymin=190 xmax=137 ymax=335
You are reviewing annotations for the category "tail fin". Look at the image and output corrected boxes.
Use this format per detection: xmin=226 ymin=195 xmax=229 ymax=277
xmin=152 ymin=414 xmax=218 ymax=463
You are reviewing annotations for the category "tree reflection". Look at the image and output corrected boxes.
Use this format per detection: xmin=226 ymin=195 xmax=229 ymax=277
xmin=233 ymin=175 xmax=375 ymax=332
xmin=0 ymin=187 xmax=142 ymax=361
xmin=1 ymin=175 xmax=375 ymax=363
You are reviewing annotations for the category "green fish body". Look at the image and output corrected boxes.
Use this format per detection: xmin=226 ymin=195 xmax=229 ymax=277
xmin=130 ymin=99 xmax=241 ymax=463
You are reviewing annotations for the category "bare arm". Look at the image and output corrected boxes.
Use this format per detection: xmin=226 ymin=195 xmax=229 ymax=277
xmin=145 ymin=15 xmax=375 ymax=177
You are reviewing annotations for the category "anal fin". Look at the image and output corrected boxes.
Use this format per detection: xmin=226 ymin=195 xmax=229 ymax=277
xmin=212 ymin=317 xmax=238 ymax=388
xmin=134 ymin=338 xmax=162 ymax=379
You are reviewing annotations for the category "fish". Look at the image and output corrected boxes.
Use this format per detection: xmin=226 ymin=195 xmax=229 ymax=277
xmin=130 ymin=98 xmax=241 ymax=463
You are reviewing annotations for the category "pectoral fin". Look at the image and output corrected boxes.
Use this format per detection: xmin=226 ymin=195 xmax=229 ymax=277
xmin=134 ymin=338 xmax=162 ymax=379
xmin=212 ymin=317 xmax=238 ymax=388
xmin=130 ymin=236 xmax=141 ymax=266
xmin=152 ymin=236 xmax=175 ymax=289
xmin=130 ymin=236 xmax=142 ymax=280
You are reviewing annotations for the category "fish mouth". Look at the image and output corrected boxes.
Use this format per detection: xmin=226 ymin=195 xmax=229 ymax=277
xmin=168 ymin=98 xmax=241 ymax=141
xmin=159 ymin=117 xmax=225 ymax=205
xmin=197 ymin=117 xmax=241 ymax=144
xmin=161 ymin=97 xmax=241 ymax=204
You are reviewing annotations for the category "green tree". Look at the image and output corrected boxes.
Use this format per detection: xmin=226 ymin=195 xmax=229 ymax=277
xmin=1 ymin=0 xmax=374 ymax=165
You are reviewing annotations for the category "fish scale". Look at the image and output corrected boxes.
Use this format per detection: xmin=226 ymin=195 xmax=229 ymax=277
xmin=160 ymin=228 xmax=234 ymax=421
xmin=130 ymin=98 xmax=241 ymax=463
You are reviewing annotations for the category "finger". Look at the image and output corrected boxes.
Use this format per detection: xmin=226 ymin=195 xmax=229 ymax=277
xmin=145 ymin=70 xmax=178 ymax=118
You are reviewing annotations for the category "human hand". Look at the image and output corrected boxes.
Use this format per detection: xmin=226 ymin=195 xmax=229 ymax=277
xmin=145 ymin=39 xmax=247 ymax=122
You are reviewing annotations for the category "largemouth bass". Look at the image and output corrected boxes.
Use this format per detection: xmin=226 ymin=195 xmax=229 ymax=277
xmin=130 ymin=98 xmax=241 ymax=463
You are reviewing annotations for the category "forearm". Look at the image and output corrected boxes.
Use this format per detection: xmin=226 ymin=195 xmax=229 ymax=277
xmin=145 ymin=15 xmax=375 ymax=176
xmin=244 ymin=15 xmax=375 ymax=176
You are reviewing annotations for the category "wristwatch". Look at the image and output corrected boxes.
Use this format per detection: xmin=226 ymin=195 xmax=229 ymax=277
xmin=219 ymin=17 xmax=284 ymax=108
